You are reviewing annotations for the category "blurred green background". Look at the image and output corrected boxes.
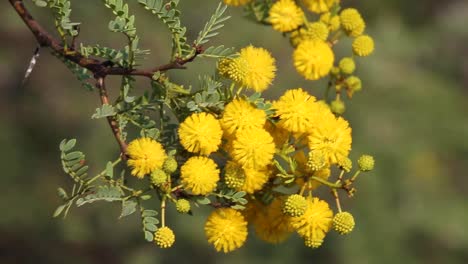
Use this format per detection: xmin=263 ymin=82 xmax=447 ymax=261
xmin=1 ymin=0 xmax=468 ymax=263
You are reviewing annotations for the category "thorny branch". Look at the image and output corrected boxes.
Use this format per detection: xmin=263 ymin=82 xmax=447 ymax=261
xmin=9 ymin=0 xmax=202 ymax=79
xmin=10 ymin=0 xmax=202 ymax=157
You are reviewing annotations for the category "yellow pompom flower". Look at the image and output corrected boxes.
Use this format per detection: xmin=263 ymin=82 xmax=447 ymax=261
xmin=127 ymin=137 xmax=167 ymax=178
xmin=269 ymin=0 xmax=304 ymax=32
xmin=339 ymin=8 xmax=365 ymax=37
xmin=219 ymin=46 xmax=276 ymax=92
xmin=252 ymin=198 xmax=294 ymax=244
xmin=339 ymin=57 xmax=356 ymax=74
xmin=221 ymin=98 xmax=266 ymax=137
xmin=273 ymin=88 xmax=322 ymax=134
xmin=293 ymin=39 xmax=334 ymax=80
xmin=352 ymin=35 xmax=375 ymax=56
xmin=241 ymin=167 xmax=271 ymax=193
xmin=154 ymin=226 xmax=175 ymax=248
xmin=222 ymin=0 xmax=252 ymax=6
xmin=290 ymin=22 xmax=329 ymax=47
xmin=178 ymin=112 xmax=223 ymax=155
xmin=308 ymin=116 xmax=352 ymax=164
xmin=290 ymin=197 xmax=333 ymax=240
xmin=304 ymin=229 xmax=326 ymax=248
xmin=264 ymin=120 xmax=290 ymax=147
xmin=302 ymin=0 xmax=336 ymax=13
xmin=332 ymin=211 xmax=355 ymax=235
xmin=231 ymin=127 xmax=276 ymax=169
xmin=181 ymin=156 xmax=220 ymax=195
xmin=320 ymin=12 xmax=340 ymax=31
xmin=205 ymin=208 xmax=248 ymax=253
xmin=224 ymin=161 xmax=245 ymax=189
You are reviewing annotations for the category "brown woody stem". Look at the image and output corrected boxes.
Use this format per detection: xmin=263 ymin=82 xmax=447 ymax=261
xmin=9 ymin=0 xmax=201 ymax=78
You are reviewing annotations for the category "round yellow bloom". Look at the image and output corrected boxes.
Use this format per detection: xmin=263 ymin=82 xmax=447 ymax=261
xmin=231 ymin=127 xmax=275 ymax=169
xmin=127 ymin=137 xmax=167 ymax=178
xmin=302 ymin=0 xmax=336 ymax=13
xmin=339 ymin=8 xmax=365 ymax=37
xmin=290 ymin=22 xmax=329 ymax=47
xmin=181 ymin=156 xmax=220 ymax=195
xmin=241 ymin=167 xmax=271 ymax=193
xmin=264 ymin=120 xmax=289 ymax=147
xmin=252 ymin=198 xmax=294 ymax=244
xmin=224 ymin=161 xmax=245 ymax=189
xmin=293 ymin=39 xmax=334 ymax=80
xmin=222 ymin=0 xmax=252 ymax=6
xmin=273 ymin=88 xmax=321 ymax=134
xmin=220 ymin=46 xmax=276 ymax=92
xmin=304 ymin=230 xmax=326 ymax=248
xmin=339 ymin=57 xmax=356 ymax=74
xmin=269 ymin=0 xmax=304 ymax=32
xmin=352 ymin=35 xmax=375 ymax=56
xmin=239 ymin=46 xmax=277 ymax=92
xmin=333 ymin=211 xmax=355 ymax=235
xmin=320 ymin=12 xmax=340 ymax=31
xmin=308 ymin=116 xmax=352 ymax=164
xmin=205 ymin=208 xmax=248 ymax=253
xmin=178 ymin=112 xmax=223 ymax=155
xmin=283 ymin=194 xmax=307 ymax=217
xmin=154 ymin=226 xmax=175 ymax=248
xmin=221 ymin=98 xmax=266 ymax=137
xmin=290 ymin=197 xmax=333 ymax=239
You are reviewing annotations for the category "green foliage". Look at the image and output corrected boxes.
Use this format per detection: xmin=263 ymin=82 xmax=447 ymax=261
xmin=92 ymin=104 xmax=116 ymax=119
xmin=60 ymin=139 xmax=88 ymax=183
xmin=212 ymin=190 xmax=248 ymax=210
xmin=140 ymin=209 xmax=159 ymax=242
xmin=199 ymin=45 xmax=237 ymax=59
xmin=119 ymin=199 xmax=137 ymax=218
xmin=248 ymin=92 xmax=275 ymax=116
xmin=103 ymin=0 xmax=137 ymax=37
xmin=186 ymin=75 xmax=225 ymax=113
xmin=33 ymin=0 xmax=80 ymax=42
xmin=52 ymin=52 xmax=94 ymax=90
xmin=138 ymin=0 xmax=192 ymax=58
xmin=195 ymin=3 xmax=230 ymax=46
xmin=75 ymin=185 xmax=123 ymax=206
xmin=244 ymin=0 xmax=274 ymax=23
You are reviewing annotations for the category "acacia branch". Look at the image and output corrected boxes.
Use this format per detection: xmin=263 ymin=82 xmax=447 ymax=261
xmin=9 ymin=0 xmax=201 ymax=78
xmin=96 ymin=77 xmax=128 ymax=159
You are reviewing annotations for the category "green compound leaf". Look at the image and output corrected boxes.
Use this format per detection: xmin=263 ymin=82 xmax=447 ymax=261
xmin=119 ymin=199 xmax=137 ymax=218
xmin=52 ymin=52 xmax=94 ymax=91
xmin=195 ymin=3 xmax=230 ymax=46
xmin=33 ymin=0 xmax=48 ymax=7
xmin=105 ymin=161 xmax=114 ymax=178
xmin=144 ymin=231 xmax=154 ymax=242
xmin=59 ymin=138 xmax=76 ymax=152
xmin=57 ymin=187 xmax=68 ymax=200
xmin=197 ymin=197 xmax=211 ymax=205
xmin=45 ymin=0 xmax=81 ymax=38
xmin=138 ymin=0 xmax=192 ymax=57
xmin=76 ymin=185 xmax=122 ymax=207
xmin=92 ymin=104 xmax=116 ymax=119
xmin=60 ymin=139 xmax=88 ymax=182
xmin=53 ymin=204 xmax=67 ymax=218
xmin=199 ymin=45 xmax=236 ymax=59
xmin=144 ymin=223 xmax=158 ymax=232
xmin=142 ymin=209 xmax=158 ymax=217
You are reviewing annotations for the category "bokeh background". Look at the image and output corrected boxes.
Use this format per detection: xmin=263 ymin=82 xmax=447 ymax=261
xmin=1 ymin=0 xmax=468 ymax=263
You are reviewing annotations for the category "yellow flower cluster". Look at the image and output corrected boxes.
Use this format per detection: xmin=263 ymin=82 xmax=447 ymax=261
xmin=218 ymin=46 xmax=276 ymax=92
xmin=119 ymin=1 xmax=377 ymax=254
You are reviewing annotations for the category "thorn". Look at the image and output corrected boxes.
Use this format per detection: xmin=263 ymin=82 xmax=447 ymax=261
xmin=21 ymin=45 xmax=41 ymax=87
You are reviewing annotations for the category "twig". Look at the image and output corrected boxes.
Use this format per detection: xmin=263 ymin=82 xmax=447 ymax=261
xmin=95 ymin=77 xmax=128 ymax=158
xmin=9 ymin=0 xmax=202 ymax=79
